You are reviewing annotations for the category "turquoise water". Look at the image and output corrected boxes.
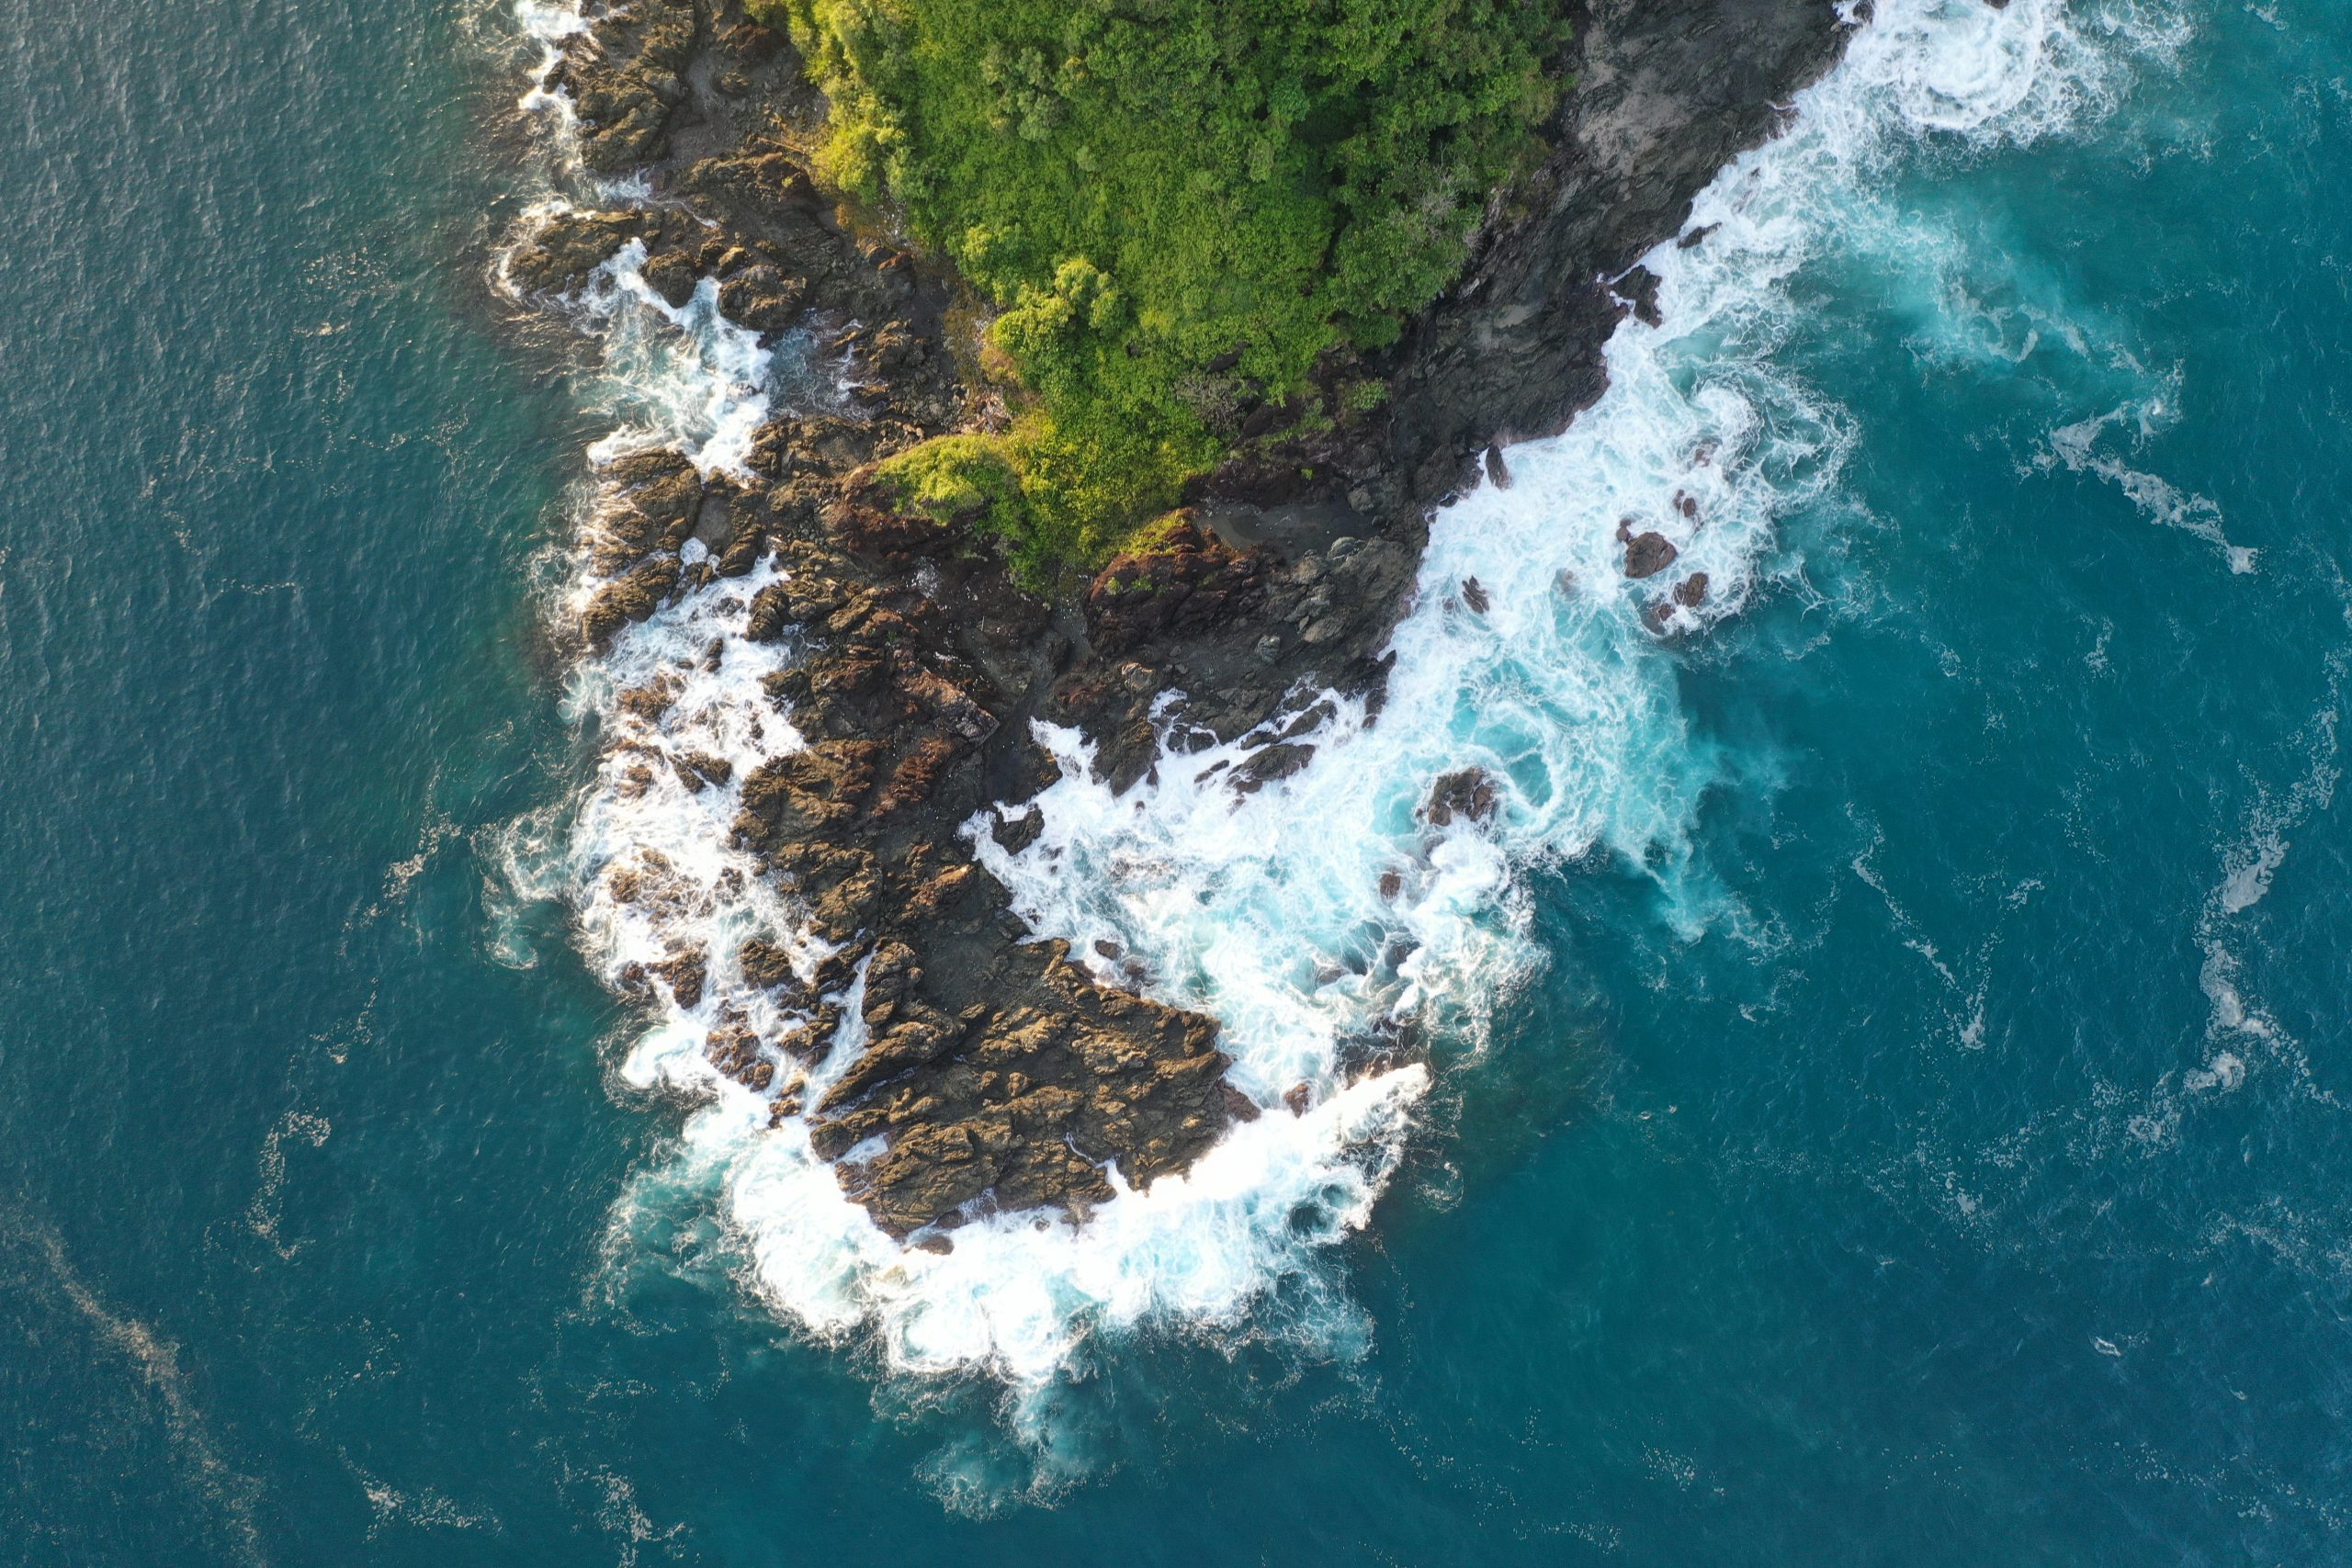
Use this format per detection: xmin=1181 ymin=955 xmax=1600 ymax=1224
xmin=6 ymin=0 xmax=2352 ymax=1562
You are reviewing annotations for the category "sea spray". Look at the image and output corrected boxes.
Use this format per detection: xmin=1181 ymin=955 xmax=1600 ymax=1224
xmin=493 ymin=0 xmax=2193 ymax=1436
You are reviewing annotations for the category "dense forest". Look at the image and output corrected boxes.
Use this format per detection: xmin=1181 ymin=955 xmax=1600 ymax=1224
xmin=757 ymin=0 xmax=1568 ymax=576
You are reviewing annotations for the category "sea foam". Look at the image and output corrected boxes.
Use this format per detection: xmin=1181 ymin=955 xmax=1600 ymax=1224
xmin=495 ymin=0 xmax=2186 ymax=1435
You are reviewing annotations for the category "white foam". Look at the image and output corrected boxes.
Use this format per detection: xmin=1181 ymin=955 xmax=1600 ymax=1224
xmin=2191 ymin=637 xmax=2346 ymax=1099
xmin=497 ymin=0 xmax=2191 ymax=1441
xmin=2043 ymin=394 xmax=2255 ymax=573
xmin=513 ymin=0 xmax=592 ymax=173
xmin=574 ymin=241 xmax=775 ymax=478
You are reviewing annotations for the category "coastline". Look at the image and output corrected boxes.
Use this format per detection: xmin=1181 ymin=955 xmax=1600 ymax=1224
xmin=499 ymin=0 xmax=1858 ymax=1248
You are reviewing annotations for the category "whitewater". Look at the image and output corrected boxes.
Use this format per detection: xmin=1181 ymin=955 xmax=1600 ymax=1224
xmin=494 ymin=0 xmax=2193 ymax=1425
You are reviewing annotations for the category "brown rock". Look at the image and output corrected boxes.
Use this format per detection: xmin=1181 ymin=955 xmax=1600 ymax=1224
xmin=654 ymin=951 xmax=707 ymax=1010
xmin=1424 ymin=769 xmax=1499 ymax=827
xmin=1624 ymin=531 xmax=1679 ymax=580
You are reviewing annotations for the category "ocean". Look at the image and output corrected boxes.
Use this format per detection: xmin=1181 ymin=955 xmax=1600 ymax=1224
xmin=5 ymin=0 xmax=2350 ymax=1562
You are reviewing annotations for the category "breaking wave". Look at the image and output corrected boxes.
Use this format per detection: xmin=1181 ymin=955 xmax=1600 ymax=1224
xmin=491 ymin=0 xmax=2190 ymax=1443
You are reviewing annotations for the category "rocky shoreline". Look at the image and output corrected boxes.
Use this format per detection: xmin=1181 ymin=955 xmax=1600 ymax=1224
xmin=504 ymin=0 xmax=1857 ymax=1246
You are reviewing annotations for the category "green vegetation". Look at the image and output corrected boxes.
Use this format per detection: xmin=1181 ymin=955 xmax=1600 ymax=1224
xmin=759 ymin=0 xmax=1569 ymax=579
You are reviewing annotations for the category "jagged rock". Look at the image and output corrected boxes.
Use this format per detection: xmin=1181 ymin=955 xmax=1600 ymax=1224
xmin=1232 ymin=741 xmax=1315 ymax=794
xmin=582 ymin=557 xmax=679 ymax=647
xmin=654 ymin=951 xmax=707 ymax=1010
xmin=992 ymin=807 xmax=1045 ymax=854
xmin=551 ymin=0 xmax=699 ymax=173
xmin=1083 ymin=513 xmax=1270 ymax=658
xmin=739 ymin=938 xmax=799 ymax=994
xmin=1384 ymin=0 xmax=1855 ymax=496
xmin=718 ymin=264 xmax=808 ymax=332
xmin=504 ymin=209 xmax=644 ymax=297
xmin=1423 ymin=769 xmax=1499 ymax=827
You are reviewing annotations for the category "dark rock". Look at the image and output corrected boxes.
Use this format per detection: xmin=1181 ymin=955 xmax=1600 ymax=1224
xmin=739 ymin=938 xmax=799 ymax=994
xmin=1232 ymin=742 xmax=1315 ymax=794
xmin=1460 ymin=577 xmax=1490 ymax=615
xmin=1283 ymin=1083 xmax=1312 ymax=1116
xmin=654 ymin=951 xmax=707 ymax=1010
xmin=639 ymin=250 xmax=696 ymax=308
xmin=1384 ymin=0 xmax=1855 ymax=495
xmin=718 ymin=264 xmax=808 ymax=332
xmin=991 ymin=806 xmax=1045 ymax=854
xmin=582 ymin=557 xmax=680 ymax=647
xmin=1618 ymin=265 xmax=1664 ymax=328
xmin=1423 ymin=769 xmax=1499 ymax=828
xmin=504 ymin=209 xmax=644 ymax=297
xmin=1083 ymin=513 xmax=1270 ymax=659
xmin=1674 ymin=571 xmax=1711 ymax=608
xmin=1624 ymin=531 xmax=1679 ymax=580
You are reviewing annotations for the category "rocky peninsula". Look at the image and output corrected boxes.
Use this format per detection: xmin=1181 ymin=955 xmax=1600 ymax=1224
xmin=505 ymin=0 xmax=1857 ymax=1245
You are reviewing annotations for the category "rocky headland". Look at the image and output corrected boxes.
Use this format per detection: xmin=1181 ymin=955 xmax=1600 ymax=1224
xmin=506 ymin=0 xmax=1857 ymax=1245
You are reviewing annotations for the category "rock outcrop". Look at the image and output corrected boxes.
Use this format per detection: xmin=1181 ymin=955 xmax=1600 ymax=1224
xmin=507 ymin=0 xmax=1856 ymax=1242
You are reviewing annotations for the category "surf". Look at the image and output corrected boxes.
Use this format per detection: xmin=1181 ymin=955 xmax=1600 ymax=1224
xmin=491 ymin=0 xmax=2193 ymax=1442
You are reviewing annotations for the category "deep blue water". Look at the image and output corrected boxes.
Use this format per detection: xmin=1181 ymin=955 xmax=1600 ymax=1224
xmin=5 ymin=1 xmax=2351 ymax=1563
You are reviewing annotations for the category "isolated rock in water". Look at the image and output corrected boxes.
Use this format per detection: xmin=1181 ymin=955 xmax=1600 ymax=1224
xmin=1624 ymin=531 xmax=1679 ymax=580
xmin=1460 ymin=577 xmax=1491 ymax=615
xmin=1423 ymin=769 xmax=1499 ymax=827
xmin=1674 ymin=571 xmax=1711 ymax=608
